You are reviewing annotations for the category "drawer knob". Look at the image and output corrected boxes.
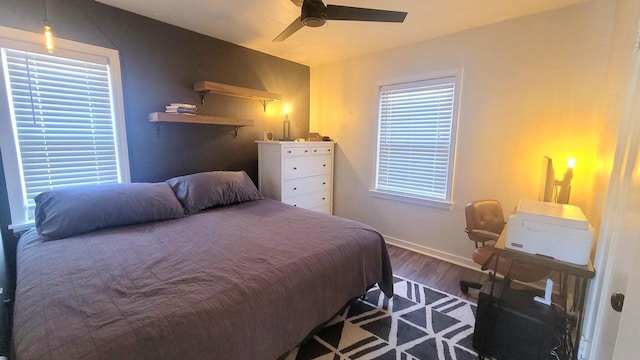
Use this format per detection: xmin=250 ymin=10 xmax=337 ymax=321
xmin=287 ymin=150 xmax=292 ymax=153
xmin=322 ymin=197 xmax=326 ymax=200
xmin=322 ymin=164 xmax=326 ymax=167
xmin=293 ymin=167 xmax=297 ymax=170
xmin=327 ymin=149 xmax=331 ymax=152
xmin=294 ymin=204 xmax=297 ymax=207
xmin=293 ymin=187 xmax=297 ymax=191
xmin=322 ymin=182 xmax=326 ymax=185
xmin=314 ymin=149 xmax=318 ymax=153
xmin=305 ymin=150 xmax=308 ymax=153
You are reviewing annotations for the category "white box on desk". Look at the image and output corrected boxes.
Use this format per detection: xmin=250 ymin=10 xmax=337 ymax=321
xmin=506 ymin=199 xmax=594 ymax=265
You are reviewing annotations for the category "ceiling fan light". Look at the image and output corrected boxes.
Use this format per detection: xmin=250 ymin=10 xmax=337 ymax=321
xmin=302 ymin=17 xmax=325 ymax=27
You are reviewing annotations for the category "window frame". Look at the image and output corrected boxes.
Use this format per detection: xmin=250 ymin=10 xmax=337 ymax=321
xmin=371 ymin=71 xmax=462 ymax=208
xmin=0 ymin=26 xmax=130 ymax=231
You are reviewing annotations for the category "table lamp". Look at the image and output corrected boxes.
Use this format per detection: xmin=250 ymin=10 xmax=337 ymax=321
xmin=282 ymin=104 xmax=291 ymax=141
xmin=556 ymin=158 xmax=575 ymax=204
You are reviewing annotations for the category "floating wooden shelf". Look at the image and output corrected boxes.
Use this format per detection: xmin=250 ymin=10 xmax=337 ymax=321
xmin=148 ymin=112 xmax=253 ymax=126
xmin=194 ymin=81 xmax=282 ymax=108
xmin=149 ymin=112 xmax=253 ymax=138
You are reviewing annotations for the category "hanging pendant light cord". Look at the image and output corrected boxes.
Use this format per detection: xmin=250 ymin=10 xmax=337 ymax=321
xmin=43 ymin=0 xmax=49 ymax=25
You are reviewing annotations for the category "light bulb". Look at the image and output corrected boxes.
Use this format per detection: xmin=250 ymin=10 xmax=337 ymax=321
xmin=568 ymin=158 xmax=576 ymax=169
xmin=44 ymin=24 xmax=54 ymax=53
xmin=284 ymin=104 xmax=290 ymax=115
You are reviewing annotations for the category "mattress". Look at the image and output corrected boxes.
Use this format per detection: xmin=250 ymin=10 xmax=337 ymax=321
xmin=13 ymin=199 xmax=393 ymax=359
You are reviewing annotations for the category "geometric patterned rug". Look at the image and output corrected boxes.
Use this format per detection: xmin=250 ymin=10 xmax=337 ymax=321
xmin=284 ymin=276 xmax=478 ymax=360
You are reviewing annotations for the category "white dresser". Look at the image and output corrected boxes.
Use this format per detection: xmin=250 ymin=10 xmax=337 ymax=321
xmin=256 ymin=141 xmax=334 ymax=214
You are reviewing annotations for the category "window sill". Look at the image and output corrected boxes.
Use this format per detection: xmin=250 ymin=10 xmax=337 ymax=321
xmin=369 ymin=190 xmax=452 ymax=210
xmin=9 ymin=222 xmax=35 ymax=233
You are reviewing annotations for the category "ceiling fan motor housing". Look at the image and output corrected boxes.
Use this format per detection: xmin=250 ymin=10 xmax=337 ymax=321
xmin=301 ymin=0 xmax=326 ymax=27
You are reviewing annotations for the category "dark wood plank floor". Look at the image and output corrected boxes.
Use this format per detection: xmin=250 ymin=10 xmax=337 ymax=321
xmin=386 ymin=244 xmax=488 ymax=302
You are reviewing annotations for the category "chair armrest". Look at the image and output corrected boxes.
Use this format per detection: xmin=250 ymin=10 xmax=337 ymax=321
xmin=469 ymin=229 xmax=500 ymax=242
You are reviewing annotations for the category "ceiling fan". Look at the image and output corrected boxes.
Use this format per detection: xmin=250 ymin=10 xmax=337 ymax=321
xmin=274 ymin=0 xmax=408 ymax=42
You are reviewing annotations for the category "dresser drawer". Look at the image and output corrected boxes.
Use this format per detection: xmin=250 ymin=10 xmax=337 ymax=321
xmin=284 ymin=155 xmax=331 ymax=179
xmin=284 ymin=190 xmax=330 ymax=209
xmin=310 ymin=145 xmax=332 ymax=155
xmin=283 ymin=175 xmax=331 ymax=198
xmin=284 ymin=146 xmax=312 ymax=156
xmin=283 ymin=144 xmax=333 ymax=157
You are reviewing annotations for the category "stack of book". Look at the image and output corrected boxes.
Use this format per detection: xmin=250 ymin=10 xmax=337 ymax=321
xmin=165 ymin=103 xmax=197 ymax=115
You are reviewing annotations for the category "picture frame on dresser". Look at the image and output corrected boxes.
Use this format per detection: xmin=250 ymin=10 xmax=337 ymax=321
xmin=256 ymin=141 xmax=335 ymax=214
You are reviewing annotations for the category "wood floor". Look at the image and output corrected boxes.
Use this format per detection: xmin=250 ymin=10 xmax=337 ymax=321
xmin=386 ymin=244 xmax=488 ymax=302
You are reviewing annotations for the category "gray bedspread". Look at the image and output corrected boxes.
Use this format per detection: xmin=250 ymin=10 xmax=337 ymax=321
xmin=13 ymin=199 xmax=393 ymax=359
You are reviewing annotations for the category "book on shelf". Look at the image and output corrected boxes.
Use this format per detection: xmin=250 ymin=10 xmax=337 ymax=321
xmin=165 ymin=105 xmax=196 ymax=110
xmin=165 ymin=108 xmax=197 ymax=114
xmin=167 ymin=103 xmax=196 ymax=109
xmin=165 ymin=103 xmax=197 ymax=115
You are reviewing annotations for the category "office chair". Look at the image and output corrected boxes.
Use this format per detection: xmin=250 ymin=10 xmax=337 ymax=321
xmin=460 ymin=199 xmax=551 ymax=293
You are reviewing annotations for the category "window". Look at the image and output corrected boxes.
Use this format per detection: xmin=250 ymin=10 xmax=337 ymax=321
xmin=374 ymin=74 xmax=460 ymax=205
xmin=0 ymin=27 xmax=129 ymax=229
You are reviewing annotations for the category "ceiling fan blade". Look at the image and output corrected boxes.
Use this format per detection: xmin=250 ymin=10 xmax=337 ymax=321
xmin=325 ymin=5 xmax=407 ymax=23
xmin=273 ymin=17 xmax=304 ymax=42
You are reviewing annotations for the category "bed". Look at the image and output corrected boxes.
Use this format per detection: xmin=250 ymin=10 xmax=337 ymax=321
xmin=12 ymin=171 xmax=393 ymax=360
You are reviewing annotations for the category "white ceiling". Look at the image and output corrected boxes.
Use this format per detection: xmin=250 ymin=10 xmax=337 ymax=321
xmin=96 ymin=0 xmax=589 ymax=66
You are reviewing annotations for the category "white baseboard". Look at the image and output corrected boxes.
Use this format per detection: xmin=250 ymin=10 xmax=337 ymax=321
xmin=383 ymin=234 xmax=481 ymax=272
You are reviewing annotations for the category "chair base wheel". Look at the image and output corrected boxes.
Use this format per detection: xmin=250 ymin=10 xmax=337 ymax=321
xmin=459 ymin=280 xmax=483 ymax=294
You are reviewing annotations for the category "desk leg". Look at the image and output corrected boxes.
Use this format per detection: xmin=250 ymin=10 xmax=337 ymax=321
xmin=557 ymin=272 xmax=572 ymax=360
xmin=561 ymin=273 xmax=569 ymax=312
xmin=489 ymin=254 xmax=500 ymax=296
xmin=503 ymin=257 xmax=513 ymax=283
xmin=489 ymin=255 xmax=513 ymax=300
xmin=572 ymin=277 xmax=588 ymax=360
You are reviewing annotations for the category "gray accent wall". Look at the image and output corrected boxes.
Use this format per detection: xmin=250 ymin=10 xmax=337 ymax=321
xmin=0 ymin=0 xmax=310 ymax=276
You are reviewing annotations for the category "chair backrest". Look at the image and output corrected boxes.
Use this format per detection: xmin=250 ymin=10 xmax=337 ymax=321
xmin=465 ymin=200 xmax=505 ymax=243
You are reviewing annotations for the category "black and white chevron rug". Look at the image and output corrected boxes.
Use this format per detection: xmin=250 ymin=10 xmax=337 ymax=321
xmin=285 ymin=276 xmax=478 ymax=360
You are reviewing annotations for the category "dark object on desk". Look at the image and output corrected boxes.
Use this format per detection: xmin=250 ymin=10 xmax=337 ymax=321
xmin=459 ymin=200 xmax=551 ymax=293
xmin=474 ymin=288 xmax=562 ymax=360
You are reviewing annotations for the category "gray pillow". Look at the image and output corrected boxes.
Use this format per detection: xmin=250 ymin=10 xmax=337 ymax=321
xmin=166 ymin=171 xmax=263 ymax=214
xmin=35 ymin=182 xmax=186 ymax=240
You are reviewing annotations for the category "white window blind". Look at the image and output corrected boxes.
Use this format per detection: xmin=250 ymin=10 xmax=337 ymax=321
xmin=375 ymin=75 xmax=459 ymax=203
xmin=2 ymin=48 xmax=122 ymax=220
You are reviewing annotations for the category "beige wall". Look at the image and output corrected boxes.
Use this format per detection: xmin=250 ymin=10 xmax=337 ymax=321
xmin=310 ymin=1 xmax=615 ymax=266
xmin=589 ymin=0 xmax=638 ymax=234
